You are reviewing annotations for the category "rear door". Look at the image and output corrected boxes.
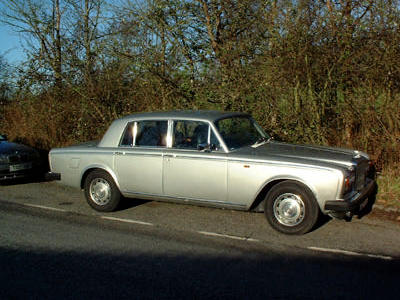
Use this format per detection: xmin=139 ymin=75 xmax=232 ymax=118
xmin=114 ymin=120 xmax=168 ymax=195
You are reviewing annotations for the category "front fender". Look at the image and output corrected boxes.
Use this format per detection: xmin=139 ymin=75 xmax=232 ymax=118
xmin=256 ymin=175 xmax=318 ymax=201
xmin=249 ymin=168 xmax=342 ymax=212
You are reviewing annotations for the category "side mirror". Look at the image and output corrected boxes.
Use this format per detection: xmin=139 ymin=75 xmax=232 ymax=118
xmin=197 ymin=143 xmax=211 ymax=152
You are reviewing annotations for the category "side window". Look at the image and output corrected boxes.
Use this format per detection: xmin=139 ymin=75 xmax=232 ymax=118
xmin=136 ymin=120 xmax=168 ymax=147
xmin=172 ymin=120 xmax=221 ymax=150
xmin=120 ymin=122 xmax=134 ymax=147
xmin=173 ymin=120 xmax=207 ymax=149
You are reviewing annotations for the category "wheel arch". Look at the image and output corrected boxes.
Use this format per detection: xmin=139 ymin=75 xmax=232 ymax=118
xmin=250 ymin=177 xmax=319 ymax=212
xmin=80 ymin=165 xmax=120 ymax=190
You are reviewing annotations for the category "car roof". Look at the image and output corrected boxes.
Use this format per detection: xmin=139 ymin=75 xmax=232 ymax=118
xmin=121 ymin=110 xmax=250 ymax=122
xmin=98 ymin=110 xmax=251 ymax=148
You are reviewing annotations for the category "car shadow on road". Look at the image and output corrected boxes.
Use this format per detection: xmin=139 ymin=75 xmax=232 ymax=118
xmin=311 ymin=213 xmax=332 ymax=233
xmin=119 ymin=197 xmax=151 ymax=210
xmin=0 ymin=244 xmax=398 ymax=299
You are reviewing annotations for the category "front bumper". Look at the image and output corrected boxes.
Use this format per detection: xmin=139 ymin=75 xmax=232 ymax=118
xmin=0 ymin=172 xmax=33 ymax=181
xmin=0 ymin=162 xmax=39 ymax=181
xmin=324 ymin=179 xmax=376 ymax=213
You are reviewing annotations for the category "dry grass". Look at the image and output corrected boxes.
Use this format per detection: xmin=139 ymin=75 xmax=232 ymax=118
xmin=376 ymin=166 xmax=400 ymax=210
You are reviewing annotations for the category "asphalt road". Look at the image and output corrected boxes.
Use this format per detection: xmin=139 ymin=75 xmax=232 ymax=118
xmin=1 ymin=180 xmax=400 ymax=299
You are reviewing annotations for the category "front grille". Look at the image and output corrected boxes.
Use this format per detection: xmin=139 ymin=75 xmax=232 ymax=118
xmin=8 ymin=155 xmax=19 ymax=163
xmin=355 ymin=161 xmax=369 ymax=191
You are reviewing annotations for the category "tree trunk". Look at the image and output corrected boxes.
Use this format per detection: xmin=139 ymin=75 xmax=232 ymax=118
xmin=54 ymin=0 xmax=62 ymax=92
xmin=84 ymin=0 xmax=93 ymax=91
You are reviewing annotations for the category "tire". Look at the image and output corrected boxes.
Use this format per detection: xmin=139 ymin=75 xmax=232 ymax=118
xmin=264 ymin=181 xmax=319 ymax=235
xmin=84 ymin=170 xmax=121 ymax=212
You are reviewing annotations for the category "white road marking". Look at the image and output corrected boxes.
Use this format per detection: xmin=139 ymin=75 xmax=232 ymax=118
xmin=101 ymin=216 xmax=153 ymax=226
xmin=308 ymin=246 xmax=393 ymax=261
xmin=17 ymin=202 xmax=395 ymax=260
xmin=197 ymin=231 xmax=260 ymax=242
xmin=23 ymin=203 xmax=67 ymax=212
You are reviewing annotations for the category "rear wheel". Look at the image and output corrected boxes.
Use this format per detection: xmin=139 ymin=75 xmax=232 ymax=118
xmin=264 ymin=181 xmax=319 ymax=235
xmin=84 ymin=170 xmax=121 ymax=212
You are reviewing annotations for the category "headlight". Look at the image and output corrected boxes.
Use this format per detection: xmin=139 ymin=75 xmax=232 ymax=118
xmin=343 ymin=168 xmax=356 ymax=195
xmin=0 ymin=154 xmax=9 ymax=163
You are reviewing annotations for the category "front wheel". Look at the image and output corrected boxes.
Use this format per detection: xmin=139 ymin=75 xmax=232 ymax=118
xmin=264 ymin=181 xmax=320 ymax=235
xmin=84 ymin=170 xmax=121 ymax=212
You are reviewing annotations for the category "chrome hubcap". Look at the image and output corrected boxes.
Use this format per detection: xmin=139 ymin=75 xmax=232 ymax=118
xmin=273 ymin=193 xmax=305 ymax=226
xmin=89 ymin=178 xmax=111 ymax=205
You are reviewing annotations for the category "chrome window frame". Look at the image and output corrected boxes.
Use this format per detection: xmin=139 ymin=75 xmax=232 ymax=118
xmin=135 ymin=120 xmax=169 ymax=148
xmin=213 ymin=116 xmax=268 ymax=151
xmin=132 ymin=121 xmax=138 ymax=146
xmin=119 ymin=118 xmax=228 ymax=152
xmin=118 ymin=121 xmax=135 ymax=147
xmin=169 ymin=119 xmax=226 ymax=152
xmin=119 ymin=120 xmax=169 ymax=149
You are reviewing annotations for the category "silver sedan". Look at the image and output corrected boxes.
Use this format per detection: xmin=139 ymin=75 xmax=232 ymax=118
xmin=47 ymin=111 xmax=375 ymax=234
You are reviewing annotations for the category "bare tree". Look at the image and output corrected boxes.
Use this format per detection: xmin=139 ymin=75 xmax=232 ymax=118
xmin=64 ymin=0 xmax=105 ymax=88
xmin=0 ymin=0 xmax=64 ymax=90
xmin=0 ymin=55 xmax=11 ymax=104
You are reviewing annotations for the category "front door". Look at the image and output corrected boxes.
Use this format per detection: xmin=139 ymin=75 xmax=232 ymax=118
xmin=162 ymin=120 xmax=227 ymax=202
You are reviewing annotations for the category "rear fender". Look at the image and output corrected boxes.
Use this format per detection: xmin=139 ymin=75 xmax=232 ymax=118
xmin=80 ymin=164 xmax=120 ymax=190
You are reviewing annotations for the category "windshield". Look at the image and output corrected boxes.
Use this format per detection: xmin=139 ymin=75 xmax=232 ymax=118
xmin=0 ymin=135 xmax=6 ymax=141
xmin=215 ymin=116 xmax=269 ymax=150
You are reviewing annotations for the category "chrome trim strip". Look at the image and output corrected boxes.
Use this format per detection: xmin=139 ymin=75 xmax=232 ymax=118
xmin=227 ymin=157 xmax=340 ymax=171
xmin=51 ymin=150 xmax=115 ymax=155
xmin=121 ymin=152 xmax=163 ymax=158
xmin=165 ymin=155 xmax=227 ymax=162
xmin=53 ymin=149 xmax=338 ymax=171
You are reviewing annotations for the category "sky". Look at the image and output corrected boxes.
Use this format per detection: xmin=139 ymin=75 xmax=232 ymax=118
xmin=0 ymin=21 xmax=26 ymax=64
xmin=0 ymin=0 xmax=119 ymax=65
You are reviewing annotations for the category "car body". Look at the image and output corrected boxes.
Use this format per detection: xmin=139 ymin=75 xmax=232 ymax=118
xmin=0 ymin=134 xmax=42 ymax=180
xmin=47 ymin=111 xmax=375 ymax=234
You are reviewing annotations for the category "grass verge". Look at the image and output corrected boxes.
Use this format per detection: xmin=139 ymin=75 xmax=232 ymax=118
xmin=376 ymin=167 xmax=400 ymax=211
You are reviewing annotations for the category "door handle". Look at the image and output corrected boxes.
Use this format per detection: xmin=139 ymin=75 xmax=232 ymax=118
xmin=114 ymin=151 xmax=125 ymax=155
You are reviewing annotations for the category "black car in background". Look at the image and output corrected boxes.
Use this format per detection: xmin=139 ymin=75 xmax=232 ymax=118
xmin=0 ymin=134 xmax=42 ymax=181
